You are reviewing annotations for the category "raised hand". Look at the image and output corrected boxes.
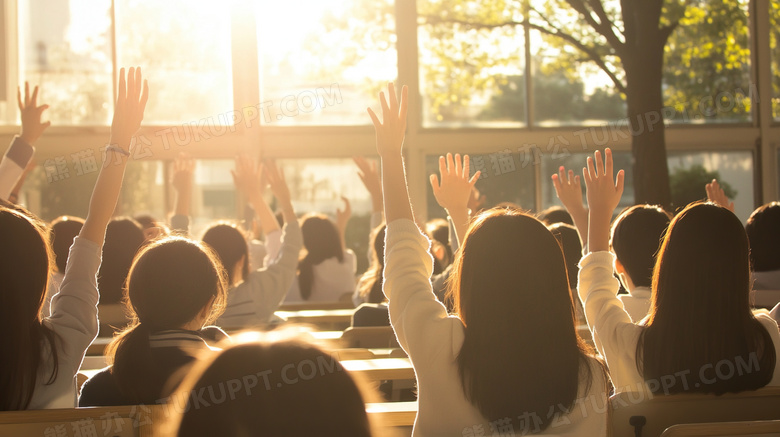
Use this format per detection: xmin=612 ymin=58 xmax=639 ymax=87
xmin=367 ymin=83 xmax=408 ymax=157
xmin=430 ymin=153 xmax=480 ymax=244
xmin=336 ymin=196 xmax=352 ymax=229
xmin=110 ymin=67 xmax=149 ymax=151
xmin=354 ymin=156 xmax=382 ymax=212
xmin=172 ymin=153 xmax=195 ymax=216
xmin=17 ymin=82 xmax=51 ymax=145
xmin=583 ymin=148 xmax=624 ymax=253
xmin=264 ymin=159 xmax=292 ymax=211
xmin=552 ymin=166 xmax=585 ymax=216
xmin=706 ymin=179 xmax=734 ymax=212
xmin=430 ymin=153 xmax=480 ymax=213
xmin=231 ymin=154 xmax=263 ymax=201
xmin=467 ymin=186 xmax=486 ymax=215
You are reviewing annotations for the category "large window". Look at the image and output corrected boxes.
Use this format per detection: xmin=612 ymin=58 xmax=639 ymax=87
xmin=772 ymin=0 xmax=780 ymax=121
xmin=256 ymin=0 xmax=397 ymax=126
xmin=18 ymin=0 xmax=113 ymax=125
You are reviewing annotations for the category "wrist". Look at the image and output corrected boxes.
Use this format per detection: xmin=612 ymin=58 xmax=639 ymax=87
xmin=18 ymin=133 xmax=36 ymax=146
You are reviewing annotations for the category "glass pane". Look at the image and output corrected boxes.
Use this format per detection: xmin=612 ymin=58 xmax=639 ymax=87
xmin=663 ymin=0 xmax=753 ymax=123
xmin=119 ymin=160 xmax=166 ymax=223
xmin=772 ymin=0 xmax=780 ymax=120
xmin=18 ymin=0 xmax=113 ymax=125
xmin=530 ymin=29 xmax=626 ymax=127
xmin=541 ymin=151 xmax=754 ymax=222
xmin=115 ymin=0 xmax=234 ymax=124
xmin=418 ymin=0 xmax=526 ymax=128
xmin=425 ymin=152 xmax=536 ymax=220
xmin=256 ymin=0 xmax=397 ymax=126
xmin=191 ymin=159 xmax=237 ymax=237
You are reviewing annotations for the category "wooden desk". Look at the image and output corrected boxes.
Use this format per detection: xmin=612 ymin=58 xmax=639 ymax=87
xmin=275 ymin=309 xmax=354 ymax=330
xmin=341 ymin=358 xmax=415 ymax=382
xmin=367 ymin=401 xmax=417 ymax=427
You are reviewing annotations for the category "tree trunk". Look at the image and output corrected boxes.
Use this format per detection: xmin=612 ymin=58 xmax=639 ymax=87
xmin=623 ymin=2 xmax=673 ymax=210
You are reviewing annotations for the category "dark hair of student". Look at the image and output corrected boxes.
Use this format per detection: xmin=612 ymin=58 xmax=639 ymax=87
xmin=201 ymin=223 xmax=249 ymax=287
xmin=610 ymin=205 xmax=671 ymax=288
xmin=0 ymin=206 xmax=59 ymax=410
xmin=171 ymin=338 xmax=373 ymax=437
xmin=357 ymin=224 xmax=386 ymax=304
xmin=640 ymin=202 xmax=776 ymax=395
xmin=298 ymin=214 xmax=343 ymax=300
xmin=745 ymin=201 xmax=780 ymax=272
xmin=548 ymin=223 xmax=581 ymax=289
xmin=426 ymin=218 xmax=452 ymax=274
xmin=447 ymin=208 xmax=595 ymax=430
xmin=538 ymin=206 xmax=574 ymax=226
xmin=49 ymin=216 xmax=85 ymax=274
xmin=106 ymin=237 xmax=227 ymax=404
xmin=99 ymin=217 xmax=145 ymax=304
xmin=134 ymin=215 xmax=158 ymax=230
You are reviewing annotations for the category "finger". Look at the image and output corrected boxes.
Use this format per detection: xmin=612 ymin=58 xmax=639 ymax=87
xmin=454 ymin=153 xmax=462 ymax=177
xmin=586 ymin=157 xmax=596 ymax=182
xmin=728 ymin=201 xmax=735 ymax=211
xmin=430 ymin=174 xmax=440 ymax=192
xmin=463 ymin=155 xmax=470 ymax=180
xmin=126 ymin=67 xmax=136 ymax=105
xmin=594 ymin=150 xmax=604 ymax=177
xmin=615 ymin=170 xmax=625 ymax=195
xmin=567 ymin=169 xmax=575 ymax=186
xmin=582 ymin=167 xmax=591 ymax=186
xmin=133 ymin=67 xmax=143 ymax=102
xmin=42 ymin=121 xmax=51 ymax=129
xmin=552 ymin=174 xmax=562 ymax=194
xmin=24 ymin=82 xmax=30 ymax=106
xmin=117 ymin=68 xmax=127 ymax=102
xmin=139 ymin=80 xmax=149 ymax=113
xmin=17 ymin=87 xmax=23 ymax=110
xmin=446 ymin=153 xmax=455 ymax=176
xmin=366 ymin=107 xmax=381 ymax=127
xmin=557 ymin=166 xmax=566 ymax=185
xmin=574 ymin=175 xmax=581 ymax=187
xmin=388 ymin=82 xmax=398 ymax=113
xmin=468 ymin=171 xmax=480 ymax=185
xmin=379 ymin=92 xmax=390 ymax=117
xmin=438 ymin=155 xmax=446 ymax=179
xmin=30 ymin=86 xmax=39 ymax=107
xmin=605 ymin=148 xmax=614 ymax=179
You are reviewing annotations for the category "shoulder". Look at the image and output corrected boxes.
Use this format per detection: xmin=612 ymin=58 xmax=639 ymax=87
xmin=79 ymin=367 xmax=123 ymax=407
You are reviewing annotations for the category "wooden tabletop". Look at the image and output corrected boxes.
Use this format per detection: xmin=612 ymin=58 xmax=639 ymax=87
xmin=366 ymin=401 xmax=417 ymax=427
xmin=341 ymin=358 xmax=415 ymax=382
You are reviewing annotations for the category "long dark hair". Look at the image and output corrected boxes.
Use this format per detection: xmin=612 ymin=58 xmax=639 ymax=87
xmin=202 ymin=223 xmax=249 ymax=287
xmin=298 ymin=214 xmax=343 ymax=300
xmin=49 ymin=216 xmax=85 ymax=274
xmin=106 ymin=237 xmax=227 ymax=404
xmin=640 ymin=202 xmax=776 ymax=394
xmin=357 ymin=224 xmax=386 ymax=304
xmin=0 ymin=206 xmax=59 ymax=410
xmin=172 ymin=338 xmax=373 ymax=437
xmin=448 ymin=208 xmax=595 ymax=429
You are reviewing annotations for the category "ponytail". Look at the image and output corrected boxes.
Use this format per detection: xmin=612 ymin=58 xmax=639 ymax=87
xmin=107 ymin=323 xmax=162 ymax=404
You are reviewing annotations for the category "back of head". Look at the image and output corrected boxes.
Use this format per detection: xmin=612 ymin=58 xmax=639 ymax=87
xmin=99 ymin=217 xmax=145 ymax=304
xmin=425 ymin=218 xmax=452 ymax=274
xmin=548 ymin=222 xmax=582 ymax=289
xmin=202 ymin=223 xmax=249 ymax=287
xmin=358 ymin=224 xmax=387 ymax=304
xmin=108 ymin=237 xmax=227 ymax=404
xmin=643 ymin=202 xmax=776 ymax=394
xmin=745 ymin=202 xmax=780 ymax=272
xmin=172 ymin=338 xmax=372 ymax=437
xmin=0 ymin=206 xmax=57 ymax=410
xmin=299 ymin=214 xmax=343 ymax=300
xmin=50 ymin=216 xmax=85 ymax=274
xmin=450 ymin=208 xmax=592 ymax=430
xmin=611 ymin=205 xmax=671 ymax=288
xmin=538 ymin=206 xmax=573 ymax=226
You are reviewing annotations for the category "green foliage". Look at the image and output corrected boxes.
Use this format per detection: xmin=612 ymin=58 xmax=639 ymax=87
xmin=669 ymin=164 xmax=737 ymax=210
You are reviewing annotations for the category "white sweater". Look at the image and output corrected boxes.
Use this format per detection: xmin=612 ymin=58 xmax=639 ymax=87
xmin=217 ymin=221 xmax=303 ymax=329
xmin=578 ymin=251 xmax=780 ymax=393
xmin=385 ymin=219 xmax=609 ymax=436
xmin=617 ymin=286 xmax=651 ymax=323
xmin=31 ymin=237 xmax=101 ymax=409
xmin=285 ymin=249 xmax=357 ymax=303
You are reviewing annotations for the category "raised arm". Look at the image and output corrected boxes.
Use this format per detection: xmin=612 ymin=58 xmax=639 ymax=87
xmin=584 ymin=149 xmax=624 ymax=253
xmin=336 ymin=196 xmax=352 ymax=249
xmin=80 ymin=67 xmax=148 ymax=245
xmin=429 ymin=153 xmax=480 ymax=245
xmin=0 ymin=83 xmax=49 ymax=200
xmin=552 ymin=166 xmax=589 ymax=250
xmin=705 ymin=179 xmax=735 ymax=212
xmin=354 ymin=156 xmax=383 ymax=220
xmin=232 ymin=154 xmax=281 ymax=237
xmin=169 ymin=152 xmax=194 ymax=234
xmin=367 ymin=83 xmax=411 ymax=222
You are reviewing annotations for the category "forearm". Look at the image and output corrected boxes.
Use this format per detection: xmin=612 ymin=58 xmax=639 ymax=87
xmin=569 ymin=207 xmax=589 ymax=251
xmin=446 ymin=207 xmax=470 ymax=247
xmin=587 ymin=210 xmax=612 ymax=253
xmin=278 ymin=198 xmax=296 ymax=225
xmin=80 ymin=149 xmax=129 ymax=244
xmin=250 ymin=194 xmax=281 ymax=235
xmin=0 ymin=137 xmax=34 ymax=200
xmin=174 ymin=186 xmax=192 ymax=217
xmin=381 ymin=154 xmax=414 ymax=223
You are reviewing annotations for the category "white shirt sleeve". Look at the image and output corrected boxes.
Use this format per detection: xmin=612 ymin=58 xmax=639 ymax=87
xmin=0 ymin=136 xmax=34 ymax=200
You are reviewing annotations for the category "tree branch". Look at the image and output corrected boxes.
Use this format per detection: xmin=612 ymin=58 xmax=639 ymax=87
xmin=564 ymin=0 xmax=625 ymax=55
xmin=419 ymin=13 xmax=628 ymax=94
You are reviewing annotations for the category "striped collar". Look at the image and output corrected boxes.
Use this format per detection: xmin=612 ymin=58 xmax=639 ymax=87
xmin=148 ymin=329 xmax=210 ymax=351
